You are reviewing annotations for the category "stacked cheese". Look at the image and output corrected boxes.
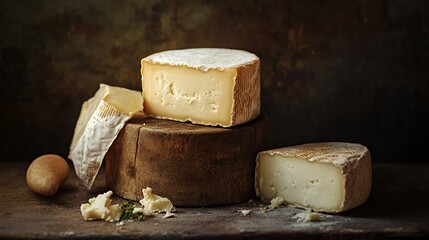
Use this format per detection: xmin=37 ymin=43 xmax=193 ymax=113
xmin=111 ymin=48 xmax=262 ymax=206
xmin=69 ymin=48 xmax=263 ymax=206
xmin=69 ymin=48 xmax=371 ymax=212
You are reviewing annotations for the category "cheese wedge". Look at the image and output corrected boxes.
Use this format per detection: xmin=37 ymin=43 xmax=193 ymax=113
xmin=69 ymin=84 xmax=143 ymax=189
xmin=255 ymin=142 xmax=372 ymax=213
xmin=141 ymin=48 xmax=260 ymax=127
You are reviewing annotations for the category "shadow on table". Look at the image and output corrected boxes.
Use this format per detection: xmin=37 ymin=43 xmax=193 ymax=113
xmin=28 ymin=174 xmax=108 ymax=208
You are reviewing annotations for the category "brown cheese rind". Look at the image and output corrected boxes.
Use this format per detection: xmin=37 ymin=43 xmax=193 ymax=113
xmin=341 ymin=148 xmax=372 ymax=212
xmin=231 ymin=59 xmax=261 ymax=126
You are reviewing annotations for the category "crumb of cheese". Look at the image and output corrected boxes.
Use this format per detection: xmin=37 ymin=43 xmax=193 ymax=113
xmin=292 ymin=211 xmax=320 ymax=222
xmin=140 ymin=187 xmax=175 ymax=218
xmin=80 ymin=191 xmax=122 ymax=222
xmin=80 ymin=188 xmax=176 ymax=222
xmin=239 ymin=210 xmax=251 ymax=216
xmin=270 ymin=196 xmax=285 ymax=208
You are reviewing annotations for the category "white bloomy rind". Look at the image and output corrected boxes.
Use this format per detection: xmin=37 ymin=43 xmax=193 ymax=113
xmin=142 ymin=48 xmax=258 ymax=72
xmin=141 ymin=48 xmax=260 ymax=127
xmin=255 ymin=142 xmax=372 ymax=213
xmin=69 ymin=84 xmax=143 ymax=189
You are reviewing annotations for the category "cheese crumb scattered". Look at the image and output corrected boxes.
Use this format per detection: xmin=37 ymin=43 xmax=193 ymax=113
xmin=80 ymin=191 xmax=122 ymax=222
xmin=259 ymin=205 xmax=273 ymax=213
xmin=133 ymin=207 xmax=153 ymax=216
xmin=162 ymin=212 xmax=176 ymax=219
xmin=140 ymin=187 xmax=175 ymax=218
xmin=292 ymin=211 xmax=320 ymax=222
xmin=270 ymin=196 xmax=285 ymax=208
xmin=239 ymin=210 xmax=251 ymax=216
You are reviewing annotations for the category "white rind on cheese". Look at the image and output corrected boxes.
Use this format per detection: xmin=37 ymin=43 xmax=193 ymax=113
xmin=141 ymin=48 xmax=260 ymax=127
xmin=255 ymin=142 xmax=372 ymax=213
xmin=142 ymin=48 xmax=259 ymax=72
xmin=69 ymin=84 xmax=143 ymax=189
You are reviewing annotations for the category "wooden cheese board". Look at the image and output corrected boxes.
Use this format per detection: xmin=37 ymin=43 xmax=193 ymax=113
xmin=105 ymin=116 xmax=266 ymax=206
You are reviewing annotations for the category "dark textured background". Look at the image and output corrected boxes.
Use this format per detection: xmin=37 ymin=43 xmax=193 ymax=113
xmin=0 ymin=0 xmax=428 ymax=163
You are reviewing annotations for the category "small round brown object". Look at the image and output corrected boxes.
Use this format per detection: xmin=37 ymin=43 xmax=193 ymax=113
xmin=26 ymin=154 xmax=70 ymax=196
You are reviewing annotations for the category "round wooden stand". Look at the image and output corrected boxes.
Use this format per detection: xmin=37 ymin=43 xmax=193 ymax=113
xmin=105 ymin=116 xmax=266 ymax=207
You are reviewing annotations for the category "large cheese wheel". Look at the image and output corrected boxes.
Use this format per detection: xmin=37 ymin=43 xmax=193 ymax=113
xmin=141 ymin=48 xmax=260 ymax=127
xmin=105 ymin=116 xmax=266 ymax=207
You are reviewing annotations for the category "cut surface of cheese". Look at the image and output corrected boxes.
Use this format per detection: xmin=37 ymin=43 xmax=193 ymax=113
xmin=105 ymin=115 xmax=266 ymax=207
xmin=69 ymin=84 xmax=143 ymax=189
xmin=141 ymin=48 xmax=260 ymax=127
xmin=255 ymin=142 xmax=372 ymax=213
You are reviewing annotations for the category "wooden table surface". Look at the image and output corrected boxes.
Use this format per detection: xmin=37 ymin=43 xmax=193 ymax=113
xmin=1 ymin=161 xmax=428 ymax=240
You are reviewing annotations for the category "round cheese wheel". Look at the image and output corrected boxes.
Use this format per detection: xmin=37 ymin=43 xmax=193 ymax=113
xmin=105 ymin=116 xmax=266 ymax=207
